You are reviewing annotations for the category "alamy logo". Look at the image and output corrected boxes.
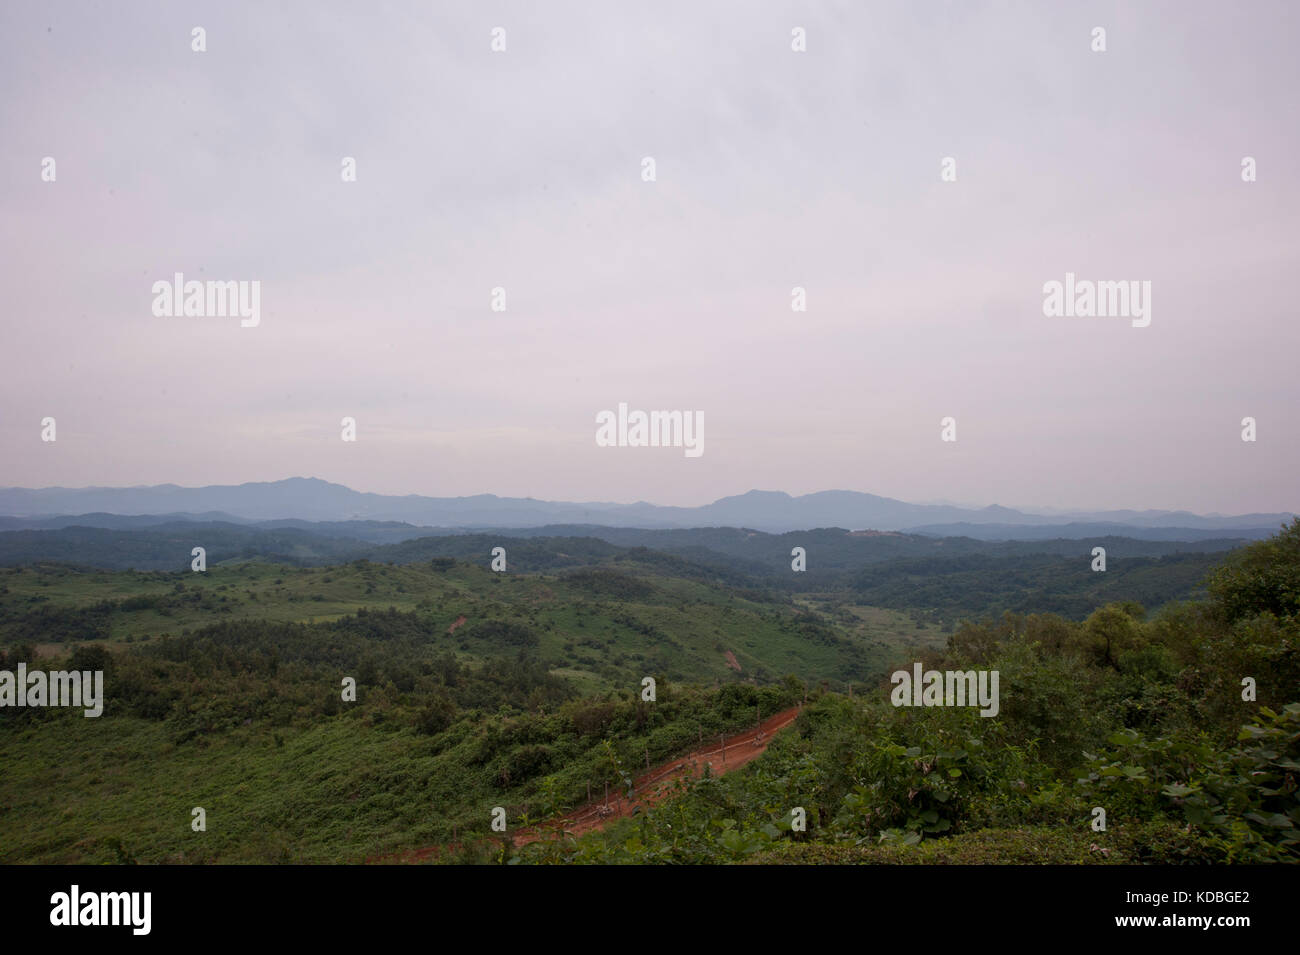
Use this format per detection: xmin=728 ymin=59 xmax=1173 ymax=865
xmin=595 ymin=403 xmax=704 ymax=457
xmin=50 ymin=885 xmax=150 ymax=935
xmin=890 ymin=663 xmax=999 ymax=717
xmin=1042 ymin=272 xmax=1151 ymax=327
xmin=0 ymin=664 xmax=103 ymax=717
xmin=151 ymin=272 xmax=260 ymax=327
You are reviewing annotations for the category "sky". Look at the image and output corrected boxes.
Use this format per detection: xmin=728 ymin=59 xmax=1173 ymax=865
xmin=2 ymin=0 xmax=1297 ymax=514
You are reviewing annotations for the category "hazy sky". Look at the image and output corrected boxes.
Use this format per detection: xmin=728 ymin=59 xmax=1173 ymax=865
xmin=2 ymin=1 xmax=1297 ymax=513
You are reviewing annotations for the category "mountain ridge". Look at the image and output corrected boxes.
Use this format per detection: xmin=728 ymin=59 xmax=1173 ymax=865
xmin=0 ymin=477 xmax=1291 ymax=535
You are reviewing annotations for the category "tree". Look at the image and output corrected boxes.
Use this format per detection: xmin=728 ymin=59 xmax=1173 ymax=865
xmin=1205 ymin=518 xmax=1300 ymax=624
xmin=1083 ymin=604 xmax=1142 ymax=669
xmin=415 ymin=693 xmax=457 ymax=735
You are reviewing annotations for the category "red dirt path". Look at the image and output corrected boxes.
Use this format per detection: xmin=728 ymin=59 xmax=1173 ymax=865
xmin=378 ymin=704 xmax=802 ymax=863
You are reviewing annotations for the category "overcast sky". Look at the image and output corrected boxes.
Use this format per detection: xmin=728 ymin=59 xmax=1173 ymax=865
xmin=2 ymin=0 xmax=1297 ymax=514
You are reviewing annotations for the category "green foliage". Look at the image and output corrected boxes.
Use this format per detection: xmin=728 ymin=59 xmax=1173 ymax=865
xmin=1205 ymin=517 xmax=1300 ymax=624
xmin=1075 ymin=704 xmax=1300 ymax=861
xmin=458 ymin=620 xmax=541 ymax=650
xmin=415 ymin=693 xmax=457 ymax=735
xmin=752 ymin=821 xmax=1218 ymax=865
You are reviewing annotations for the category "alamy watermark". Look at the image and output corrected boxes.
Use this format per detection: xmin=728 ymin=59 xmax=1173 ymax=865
xmin=595 ymin=403 xmax=704 ymax=457
xmin=50 ymin=885 xmax=150 ymax=935
xmin=1042 ymin=272 xmax=1150 ymax=328
xmin=890 ymin=663 xmax=999 ymax=717
xmin=0 ymin=664 xmax=103 ymax=717
xmin=152 ymin=272 xmax=260 ymax=327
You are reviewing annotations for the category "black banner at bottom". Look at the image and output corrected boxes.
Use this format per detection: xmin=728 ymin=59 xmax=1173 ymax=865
xmin=1 ymin=863 xmax=1279 ymax=943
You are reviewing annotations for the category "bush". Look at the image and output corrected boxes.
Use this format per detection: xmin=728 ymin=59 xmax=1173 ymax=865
xmin=415 ymin=694 xmax=458 ymax=735
xmin=1075 ymin=704 xmax=1300 ymax=862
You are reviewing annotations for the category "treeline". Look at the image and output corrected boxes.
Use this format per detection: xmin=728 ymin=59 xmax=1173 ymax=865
xmin=1 ymin=521 xmax=1247 ymax=623
xmin=846 ymin=551 xmax=1222 ymax=622
xmin=0 ymin=523 xmax=363 ymax=570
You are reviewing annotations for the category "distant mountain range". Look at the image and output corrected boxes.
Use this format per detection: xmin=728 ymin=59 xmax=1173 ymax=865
xmin=0 ymin=477 xmax=1291 ymax=540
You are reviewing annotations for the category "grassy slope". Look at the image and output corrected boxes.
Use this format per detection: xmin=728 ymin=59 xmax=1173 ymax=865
xmin=0 ymin=560 xmax=940 ymax=686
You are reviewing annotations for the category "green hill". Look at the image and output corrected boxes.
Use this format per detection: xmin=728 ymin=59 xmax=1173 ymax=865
xmin=2 ymin=522 xmax=1295 ymax=865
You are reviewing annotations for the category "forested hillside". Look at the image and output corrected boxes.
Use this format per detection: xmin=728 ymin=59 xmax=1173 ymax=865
xmin=1 ymin=521 xmax=1295 ymax=864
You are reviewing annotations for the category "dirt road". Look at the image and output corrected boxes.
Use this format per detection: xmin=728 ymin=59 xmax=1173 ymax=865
xmin=514 ymin=704 xmax=803 ymax=845
xmin=379 ymin=704 xmax=802 ymax=862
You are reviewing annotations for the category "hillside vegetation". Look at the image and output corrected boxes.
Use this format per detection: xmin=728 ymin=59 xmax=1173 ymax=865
xmin=505 ymin=520 xmax=1300 ymax=865
xmin=0 ymin=521 xmax=1295 ymax=864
